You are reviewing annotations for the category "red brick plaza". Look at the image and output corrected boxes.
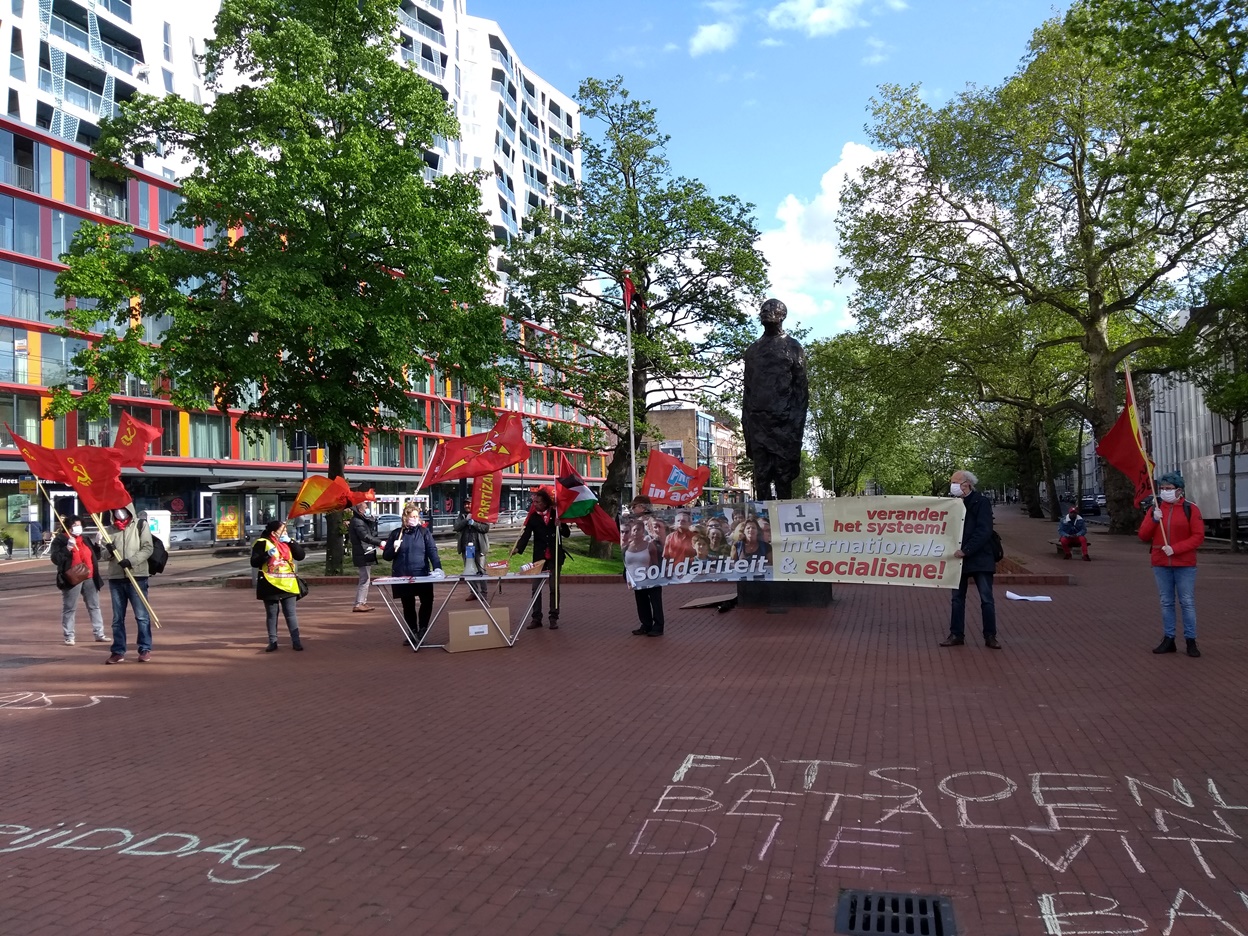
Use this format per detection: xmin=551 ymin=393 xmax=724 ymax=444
xmin=2 ymin=508 xmax=1245 ymax=935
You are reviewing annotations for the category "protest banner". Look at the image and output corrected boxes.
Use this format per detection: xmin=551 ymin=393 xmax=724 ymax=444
xmin=769 ymin=495 xmax=965 ymax=588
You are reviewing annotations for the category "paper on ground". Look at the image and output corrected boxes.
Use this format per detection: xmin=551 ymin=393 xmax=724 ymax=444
xmin=1006 ymin=590 xmax=1052 ymax=602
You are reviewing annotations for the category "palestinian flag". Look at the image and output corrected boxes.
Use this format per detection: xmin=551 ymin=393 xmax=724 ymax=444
xmin=556 ymin=454 xmax=620 ymax=543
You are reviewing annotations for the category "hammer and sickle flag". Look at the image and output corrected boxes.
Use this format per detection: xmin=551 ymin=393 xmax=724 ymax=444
xmin=419 ymin=411 xmax=530 ymax=489
xmin=57 ymin=445 xmax=130 ymax=515
xmin=5 ymin=424 xmax=70 ymax=483
xmin=114 ymin=412 xmax=163 ymax=469
xmin=287 ymin=476 xmax=375 ymax=519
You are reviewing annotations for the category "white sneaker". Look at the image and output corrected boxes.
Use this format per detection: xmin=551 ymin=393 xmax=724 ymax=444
xmin=94 ymin=634 xmax=108 ymax=642
xmin=64 ymin=638 xmax=75 ymax=646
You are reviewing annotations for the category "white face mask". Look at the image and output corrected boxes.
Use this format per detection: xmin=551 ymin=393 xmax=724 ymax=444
xmin=405 ymin=516 xmax=421 ymax=528
xmin=71 ymin=525 xmax=83 ymax=536
xmin=1159 ymin=489 xmax=1178 ymax=504
xmin=114 ymin=509 xmax=128 ymax=521
xmin=949 ymin=483 xmax=963 ymax=497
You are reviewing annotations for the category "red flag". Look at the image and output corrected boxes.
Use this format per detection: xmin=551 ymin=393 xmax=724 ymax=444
xmin=287 ymin=476 xmax=375 ymax=519
xmin=555 ymin=453 xmax=620 ymax=542
xmin=1095 ymin=364 xmax=1155 ymax=506
xmin=6 ymin=425 xmax=70 ymax=482
xmin=113 ymin=412 xmax=163 ymax=469
xmin=623 ymin=271 xmax=634 ymax=315
xmin=469 ymin=471 xmax=502 ymax=523
xmin=640 ymin=450 xmax=712 ymax=506
xmin=55 ymin=445 xmax=130 ymax=515
xmin=420 ymin=412 xmax=530 ymax=488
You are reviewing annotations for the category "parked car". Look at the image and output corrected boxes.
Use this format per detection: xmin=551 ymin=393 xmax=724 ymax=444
xmin=375 ymin=513 xmax=402 ymax=537
xmin=1079 ymin=495 xmax=1101 ymax=516
xmin=1096 ymin=493 xmax=1106 ymax=507
xmin=169 ymin=518 xmax=214 ymax=550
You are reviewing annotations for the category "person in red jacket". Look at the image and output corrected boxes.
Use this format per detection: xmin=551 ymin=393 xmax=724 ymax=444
xmin=1139 ymin=471 xmax=1205 ymax=657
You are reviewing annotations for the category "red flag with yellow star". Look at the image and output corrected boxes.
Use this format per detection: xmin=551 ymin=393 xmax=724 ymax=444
xmin=287 ymin=476 xmax=375 ymax=519
xmin=419 ymin=412 xmax=530 ymax=489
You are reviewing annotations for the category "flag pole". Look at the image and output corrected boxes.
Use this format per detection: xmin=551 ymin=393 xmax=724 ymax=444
xmin=1125 ymin=361 xmax=1168 ymax=548
xmin=623 ymin=271 xmax=638 ymax=504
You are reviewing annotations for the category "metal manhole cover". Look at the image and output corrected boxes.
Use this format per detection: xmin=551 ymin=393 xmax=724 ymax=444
xmin=836 ymin=891 xmax=956 ymax=936
xmin=0 ymin=657 xmax=63 ymax=669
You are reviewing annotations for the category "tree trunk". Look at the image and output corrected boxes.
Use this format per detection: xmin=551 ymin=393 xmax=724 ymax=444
xmin=325 ymin=442 xmax=347 ymax=575
xmin=590 ymin=435 xmax=633 ymax=559
xmin=1034 ymin=416 xmax=1061 ymax=519
xmin=1074 ymin=417 xmax=1086 ymax=503
xmin=1088 ymin=339 xmax=1144 ymax=534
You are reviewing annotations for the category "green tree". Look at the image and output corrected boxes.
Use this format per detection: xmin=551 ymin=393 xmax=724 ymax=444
xmin=503 ymin=76 xmax=769 ymax=552
xmin=837 ymin=14 xmax=1248 ymax=532
xmin=51 ymin=0 xmax=504 ymax=572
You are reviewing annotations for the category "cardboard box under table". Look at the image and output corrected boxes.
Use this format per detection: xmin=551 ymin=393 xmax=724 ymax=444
xmin=372 ymin=573 xmax=548 ymax=653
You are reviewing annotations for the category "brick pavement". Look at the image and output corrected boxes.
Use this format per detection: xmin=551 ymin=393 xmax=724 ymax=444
xmin=1 ymin=507 xmax=1246 ymax=935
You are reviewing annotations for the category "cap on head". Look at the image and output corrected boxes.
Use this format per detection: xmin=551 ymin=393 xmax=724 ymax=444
xmin=1159 ymin=470 xmax=1185 ymax=489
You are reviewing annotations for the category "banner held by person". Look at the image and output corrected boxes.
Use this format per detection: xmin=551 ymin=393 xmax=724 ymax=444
xmin=287 ymin=476 xmax=374 ymax=519
xmin=469 ymin=471 xmax=502 ymax=523
xmin=419 ymin=411 xmax=530 ymax=489
xmin=1095 ymin=361 xmax=1156 ymax=507
xmin=640 ymin=450 xmax=712 ymax=506
xmin=113 ymin=412 xmax=163 ymax=469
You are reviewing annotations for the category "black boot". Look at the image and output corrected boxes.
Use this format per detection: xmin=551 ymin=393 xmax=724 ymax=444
xmin=265 ymin=641 xmax=279 ymax=653
xmin=291 ymin=632 xmax=303 ymax=651
xmin=527 ymin=617 xmax=543 ymax=629
xmin=1153 ymin=636 xmax=1177 ymax=654
xmin=1186 ymin=638 xmax=1201 ymax=658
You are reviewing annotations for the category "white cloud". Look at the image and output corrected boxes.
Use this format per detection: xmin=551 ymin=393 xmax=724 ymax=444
xmin=759 ymin=37 xmax=785 ymax=47
xmin=663 ymin=42 xmax=680 ymax=53
xmin=861 ymin=36 xmax=889 ymax=65
xmin=690 ymin=21 xmax=740 ymax=56
xmin=756 ymin=141 xmax=882 ymax=338
xmin=765 ymin=0 xmax=905 ymax=38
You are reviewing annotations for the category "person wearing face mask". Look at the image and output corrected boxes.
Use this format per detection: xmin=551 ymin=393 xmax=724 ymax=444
xmin=100 ymin=502 xmax=154 ymax=664
xmin=250 ymin=520 xmax=307 ymax=651
xmin=1139 ymin=471 xmax=1205 ymax=657
xmin=941 ymin=469 xmax=1001 ymax=650
xmin=1057 ymin=505 xmax=1091 ymax=561
xmin=347 ymin=503 xmax=384 ymax=613
xmin=382 ymin=503 xmax=443 ymax=644
xmin=50 ymin=515 xmax=107 ymax=645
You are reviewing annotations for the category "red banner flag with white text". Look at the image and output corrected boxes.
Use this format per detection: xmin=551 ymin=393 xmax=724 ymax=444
xmin=640 ymin=450 xmax=712 ymax=506
xmin=469 ymin=472 xmax=502 ymax=523
xmin=419 ymin=411 xmax=530 ymax=488
xmin=114 ymin=412 xmax=162 ymax=469
xmin=1095 ymin=363 xmax=1156 ymax=506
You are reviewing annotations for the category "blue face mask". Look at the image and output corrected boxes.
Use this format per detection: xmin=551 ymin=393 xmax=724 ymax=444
xmin=279 ymin=534 xmax=291 ymax=543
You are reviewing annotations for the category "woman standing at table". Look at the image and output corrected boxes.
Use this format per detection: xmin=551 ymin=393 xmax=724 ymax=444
xmin=382 ymin=502 xmax=442 ymax=643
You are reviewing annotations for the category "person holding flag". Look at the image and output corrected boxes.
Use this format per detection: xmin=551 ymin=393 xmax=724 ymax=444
xmin=511 ymin=488 xmax=568 ymax=630
xmin=101 ymin=503 xmax=154 ymax=664
xmin=1140 ymin=471 xmax=1205 ymax=657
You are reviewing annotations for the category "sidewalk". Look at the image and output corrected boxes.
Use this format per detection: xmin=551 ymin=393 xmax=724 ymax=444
xmin=1 ymin=507 xmax=1245 ymax=935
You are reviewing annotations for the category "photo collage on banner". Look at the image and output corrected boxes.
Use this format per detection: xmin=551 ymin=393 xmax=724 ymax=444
xmin=620 ymin=502 xmax=772 ymax=589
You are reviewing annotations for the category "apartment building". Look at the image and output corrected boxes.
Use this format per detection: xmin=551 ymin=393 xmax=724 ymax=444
xmin=0 ymin=0 xmax=600 ymax=540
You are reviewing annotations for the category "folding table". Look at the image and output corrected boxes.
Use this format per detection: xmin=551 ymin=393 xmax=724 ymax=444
xmin=372 ymin=573 xmax=549 ymax=652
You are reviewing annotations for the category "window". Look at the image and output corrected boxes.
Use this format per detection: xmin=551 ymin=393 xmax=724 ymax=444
xmin=162 ymin=68 xmax=174 ymax=93
xmin=240 ymin=427 xmax=290 ymax=462
xmin=189 ymin=412 xmax=230 ymax=458
xmin=162 ymin=22 xmax=172 ymax=62
xmin=404 ymin=435 xmax=421 ymax=469
xmin=437 ymin=401 xmax=454 ymax=434
xmin=160 ymin=408 xmax=180 ymax=456
xmin=0 ymin=324 xmax=27 ymax=384
xmin=0 ymin=391 xmax=41 ymax=440
xmin=369 ymin=432 xmax=400 ymax=467
xmin=136 ymin=183 xmax=149 ymax=228
xmin=63 ymin=152 xmax=77 ymax=205
xmin=0 ymin=261 xmax=59 ymax=323
xmin=51 ymin=210 xmax=82 ymax=259
xmin=39 ymin=333 xmax=87 ymax=390
xmin=0 ymin=196 xmax=41 ymax=256
xmin=527 ymin=449 xmax=544 ymax=474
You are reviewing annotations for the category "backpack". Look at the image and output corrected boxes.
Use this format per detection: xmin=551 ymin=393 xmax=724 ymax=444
xmin=148 ymin=535 xmax=169 ymax=575
xmin=991 ymin=530 xmax=1005 ymax=563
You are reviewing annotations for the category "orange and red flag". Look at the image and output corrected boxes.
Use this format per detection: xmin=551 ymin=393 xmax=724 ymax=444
xmin=1095 ymin=362 xmax=1156 ymax=506
xmin=114 ymin=412 xmax=162 ymax=469
xmin=287 ymin=476 xmax=375 ymax=519
xmin=419 ymin=412 xmax=530 ymax=488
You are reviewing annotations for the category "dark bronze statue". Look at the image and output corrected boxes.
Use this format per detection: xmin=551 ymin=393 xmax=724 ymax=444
xmin=742 ymin=298 xmax=808 ymax=500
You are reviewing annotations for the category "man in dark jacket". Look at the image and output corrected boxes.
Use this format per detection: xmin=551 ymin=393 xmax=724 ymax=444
xmin=454 ymin=506 xmax=490 ymax=602
xmin=941 ymin=469 xmax=1001 ymax=649
xmin=347 ymin=504 xmax=384 ymax=613
xmin=511 ymin=489 xmax=569 ymax=630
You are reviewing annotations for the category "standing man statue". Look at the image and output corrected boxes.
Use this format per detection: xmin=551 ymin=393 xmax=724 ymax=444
xmin=742 ymin=298 xmax=808 ymax=500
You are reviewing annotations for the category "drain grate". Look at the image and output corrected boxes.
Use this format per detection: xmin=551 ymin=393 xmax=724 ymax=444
xmin=0 ymin=657 xmax=63 ymax=669
xmin=836 ymin=891 xmax=956 ymax=936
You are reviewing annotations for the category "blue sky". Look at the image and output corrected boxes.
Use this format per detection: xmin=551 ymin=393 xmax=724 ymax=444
xmin=469 ymin=0 xmax=1066 ymax=339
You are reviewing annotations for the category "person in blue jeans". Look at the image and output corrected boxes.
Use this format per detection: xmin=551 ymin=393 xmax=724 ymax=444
xmin=100 ymin=504 xmax=154 ymax=664
xmin=941 ymin=469 xmax=1000 ymax=650
xmin=1139 ymin=471 xmax=1205 ymax=657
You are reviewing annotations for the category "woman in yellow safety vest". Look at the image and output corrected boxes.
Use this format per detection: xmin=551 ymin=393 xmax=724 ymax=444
xmin=249 ymin=519 xmax=307 ymax=652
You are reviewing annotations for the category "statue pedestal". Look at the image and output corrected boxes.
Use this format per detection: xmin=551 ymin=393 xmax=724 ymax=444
xmin=737 ymin=580 xmax=834 ymax=612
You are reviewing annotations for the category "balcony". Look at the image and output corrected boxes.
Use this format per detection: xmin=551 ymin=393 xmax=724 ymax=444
xmin=89 ymin=186 xmax=127 ymax=221
xmin=413 ymin=0 xmax=444 ymax=11
xmin=495 ymin=175 xmax=514 ymax=200
xmin=0 ymin=160 xmax=37 ymax=192
xmin=49 ymin=14 xmax=139 ymax=75
xmin=38 ymin=67 xmax=120 ymax=119
xmin=490 ymin=49 xmax=515 ymax=78
xmin=526 ymin=177 xmax=548 ymax=197
xmin=396 ymin=8 xmax=445 ymax=46
xmin=418 ymin=56 xmax=445 ymax=80
xmin=496 ymin=116 xmax=516 ymax=143
xmin=97 ymin=0 xmax=132 ymax=23
xmin=549 ymin=137 xmax=572 ymax=161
